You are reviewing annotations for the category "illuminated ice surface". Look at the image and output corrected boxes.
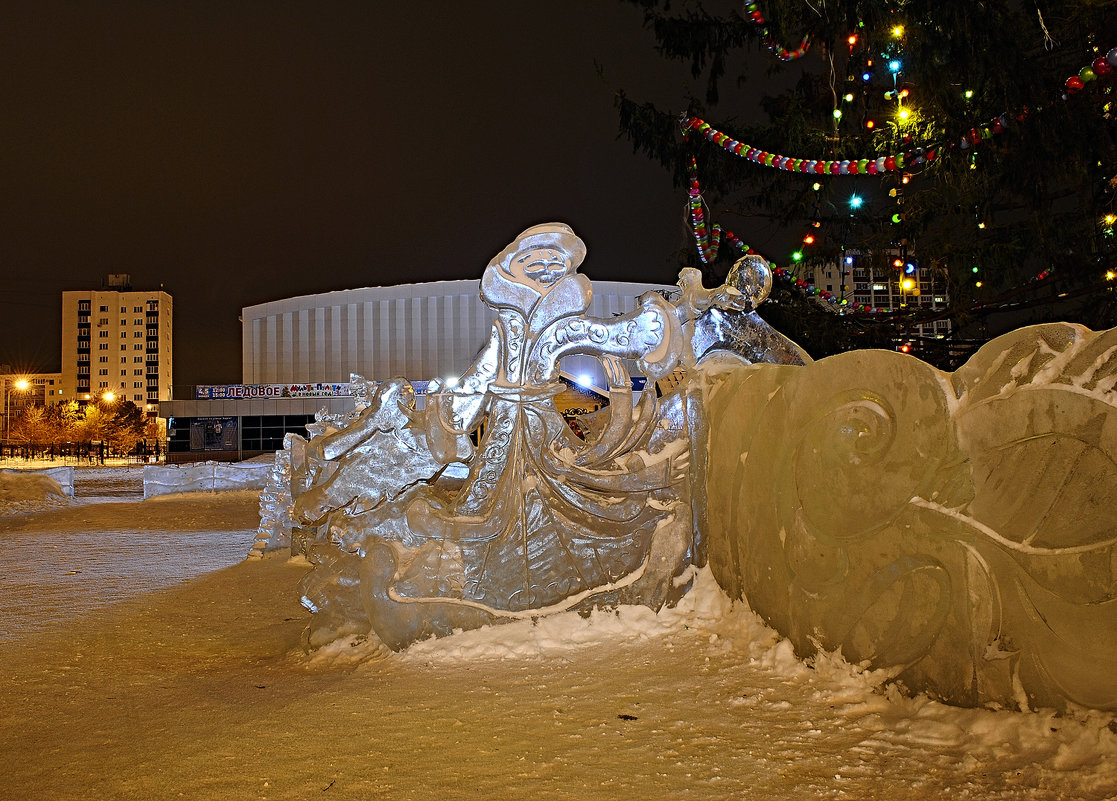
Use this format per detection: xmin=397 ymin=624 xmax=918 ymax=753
xmin=0 ymin=471 xmax=1115 ymax=800
xmin=286 ymin=224 xmax=802 ymax=651
xmin=279 ymin=224 xmax=1115 ymax=715
xmin=702 ymin=323 xmax=1117 ymax=713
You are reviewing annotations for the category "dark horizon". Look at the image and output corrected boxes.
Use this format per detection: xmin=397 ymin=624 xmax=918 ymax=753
xmin=0 ymin=2 xmax=723 ymax=387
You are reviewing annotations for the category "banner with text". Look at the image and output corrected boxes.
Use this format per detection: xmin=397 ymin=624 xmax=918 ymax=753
xmin=195 ymin=383 xmax=352 ymax=400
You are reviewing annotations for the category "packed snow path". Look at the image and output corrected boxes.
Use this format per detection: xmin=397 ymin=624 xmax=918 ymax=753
xmin=1 ymin=471 xmax=1115 ymax=800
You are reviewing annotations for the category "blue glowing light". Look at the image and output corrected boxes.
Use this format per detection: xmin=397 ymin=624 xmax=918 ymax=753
xmin=849 ymin=194 xmax=864 ymax=209
xmin=888 ymin=60 xmax=901 ymax=72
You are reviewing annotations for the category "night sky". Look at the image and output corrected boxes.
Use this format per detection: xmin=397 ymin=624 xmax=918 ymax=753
xmin=0 ymin=2 xmax=711 ymax=387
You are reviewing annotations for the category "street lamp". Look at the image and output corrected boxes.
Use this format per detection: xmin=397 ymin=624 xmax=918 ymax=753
xmin=4 ymin=378 xmax=30 ymax=444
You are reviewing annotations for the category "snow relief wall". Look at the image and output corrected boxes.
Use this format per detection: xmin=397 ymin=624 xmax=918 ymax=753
xmin=143 ymin=461 xmax=272 ymax=498
xmin=701 ymin=322 xmax=1117 ymax=713
xmin=0 ymin=467 xmax=74 ymax=500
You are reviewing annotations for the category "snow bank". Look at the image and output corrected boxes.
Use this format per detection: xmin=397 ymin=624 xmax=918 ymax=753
xmin=4 ymin=482 xmax=1115 ymax=799
xmin=0 ymin=467 xmax=72 ymax=514
xmin=143 ymin=461 xmax=271 ymax=498
xmin=388 ymin=567 xmax=1117 ymax=781
xmin=390 ymin=566 xmax=787 ymax=665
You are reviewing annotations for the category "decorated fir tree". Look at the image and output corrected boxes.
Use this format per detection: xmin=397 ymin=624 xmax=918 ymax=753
xmin=616 ymin=0 xmax=1117 ymax=366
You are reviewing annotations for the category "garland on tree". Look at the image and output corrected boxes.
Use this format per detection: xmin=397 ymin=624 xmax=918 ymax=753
xmin=741 ymin=1 xmax=810 ymax=61
xmin=683 ymin=41 xmax=1113 ymax=182
xmin=681 ymin=46 xmax=1113 ymax=178
xmin=682 ymin=113 xmax=934 ymax=175
xmin=681 ymin=43 xmax=1116 ymax=317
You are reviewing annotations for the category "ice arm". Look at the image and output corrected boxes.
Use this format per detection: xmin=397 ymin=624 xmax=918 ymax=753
xmin=423 ymin=327 xmax=502 ymax=463
xmin=540 ymin=292 xmax=683 ymax=381
xmin=315 ymin=379 xmax=415 ymax=462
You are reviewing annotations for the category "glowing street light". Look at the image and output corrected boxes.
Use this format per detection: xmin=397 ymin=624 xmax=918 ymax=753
xmin=4 ymin=377 xmax=30 ymax=444
xmin=103 ymin=391 xmax=116 ymax=403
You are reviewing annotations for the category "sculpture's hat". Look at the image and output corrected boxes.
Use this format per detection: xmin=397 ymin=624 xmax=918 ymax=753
xmin=489 ymin=222 xmax=587 ymax=273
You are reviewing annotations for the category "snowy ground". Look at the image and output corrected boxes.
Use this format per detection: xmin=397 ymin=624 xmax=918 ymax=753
xmin=1 ymin=466 xmax=1116 ymax=800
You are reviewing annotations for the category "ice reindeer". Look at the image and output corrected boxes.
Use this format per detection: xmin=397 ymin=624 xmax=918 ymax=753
xmin=268 ymin=222 xmax=1117 ymax=713
xmin=284 ymin=223 xmax=801 ymax=650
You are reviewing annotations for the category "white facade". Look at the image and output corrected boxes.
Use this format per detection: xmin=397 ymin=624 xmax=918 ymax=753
xmin=240 ymin=279 xmax=679 ymax=386
xmin=61 ymin=276 xmax=172 ymax=416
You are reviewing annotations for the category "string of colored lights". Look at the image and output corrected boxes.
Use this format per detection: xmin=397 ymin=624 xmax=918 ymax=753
xmin=1064 ymin=47 xmax=1117 ymax=94
xmin=681 ymin=46 xmax=1116 ymax=177
xmin=681 ymin=42 xmax=1116 ymax=319
xmin=687 ymin=160 xmax=856 ymax=306
xmin=682 ymin=114 xmax=932 ymax=175
xmin=688 ymin=156 xmax=1098 ymax=318
xmin=686 ymin=158 xmax=722 ymax=264
xmin=741 ymin=1 xmax=810 ymax=62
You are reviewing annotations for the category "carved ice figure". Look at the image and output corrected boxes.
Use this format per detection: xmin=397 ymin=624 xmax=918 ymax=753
xmin=293 ymin=223 xmax=697 ymax=650
xmin=702 ymin=322 xmax=1117 ymax=712
xmin=676 ymin=255 xmax=809 ymax=368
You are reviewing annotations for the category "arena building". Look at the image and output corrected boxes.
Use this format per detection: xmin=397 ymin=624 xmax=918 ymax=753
xmin=159 ymin=279 xmax=679 ymax=461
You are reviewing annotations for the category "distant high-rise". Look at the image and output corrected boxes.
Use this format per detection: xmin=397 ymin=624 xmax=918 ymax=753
xmin=60 ymin=275 xmax=172 ymax=418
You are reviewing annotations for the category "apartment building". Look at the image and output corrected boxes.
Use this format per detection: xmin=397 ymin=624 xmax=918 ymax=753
xmin=810 ymin=249 xmax=952 ymax=341
xmin=60 ymin=274 xmax=172 ymax=418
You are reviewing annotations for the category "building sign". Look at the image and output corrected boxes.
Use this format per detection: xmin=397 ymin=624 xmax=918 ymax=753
xmin=195 ymin=382 xmax=352 ymax=400
xmin=193 ymin=377 xmax=641 ymax=400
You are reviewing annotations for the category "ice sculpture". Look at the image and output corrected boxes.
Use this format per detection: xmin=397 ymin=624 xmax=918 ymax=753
xmin=288 ymin=224 xmax=799 ymax=650
xmin=275 ymin=221 xmax=1117 ymax=713
xmin=701 ymin=323 xmax=1117 ymax=712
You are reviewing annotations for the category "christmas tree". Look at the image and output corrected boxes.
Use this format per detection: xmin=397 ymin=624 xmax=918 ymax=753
xmin=616 ymin=0 xmax=1117 ymax=367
